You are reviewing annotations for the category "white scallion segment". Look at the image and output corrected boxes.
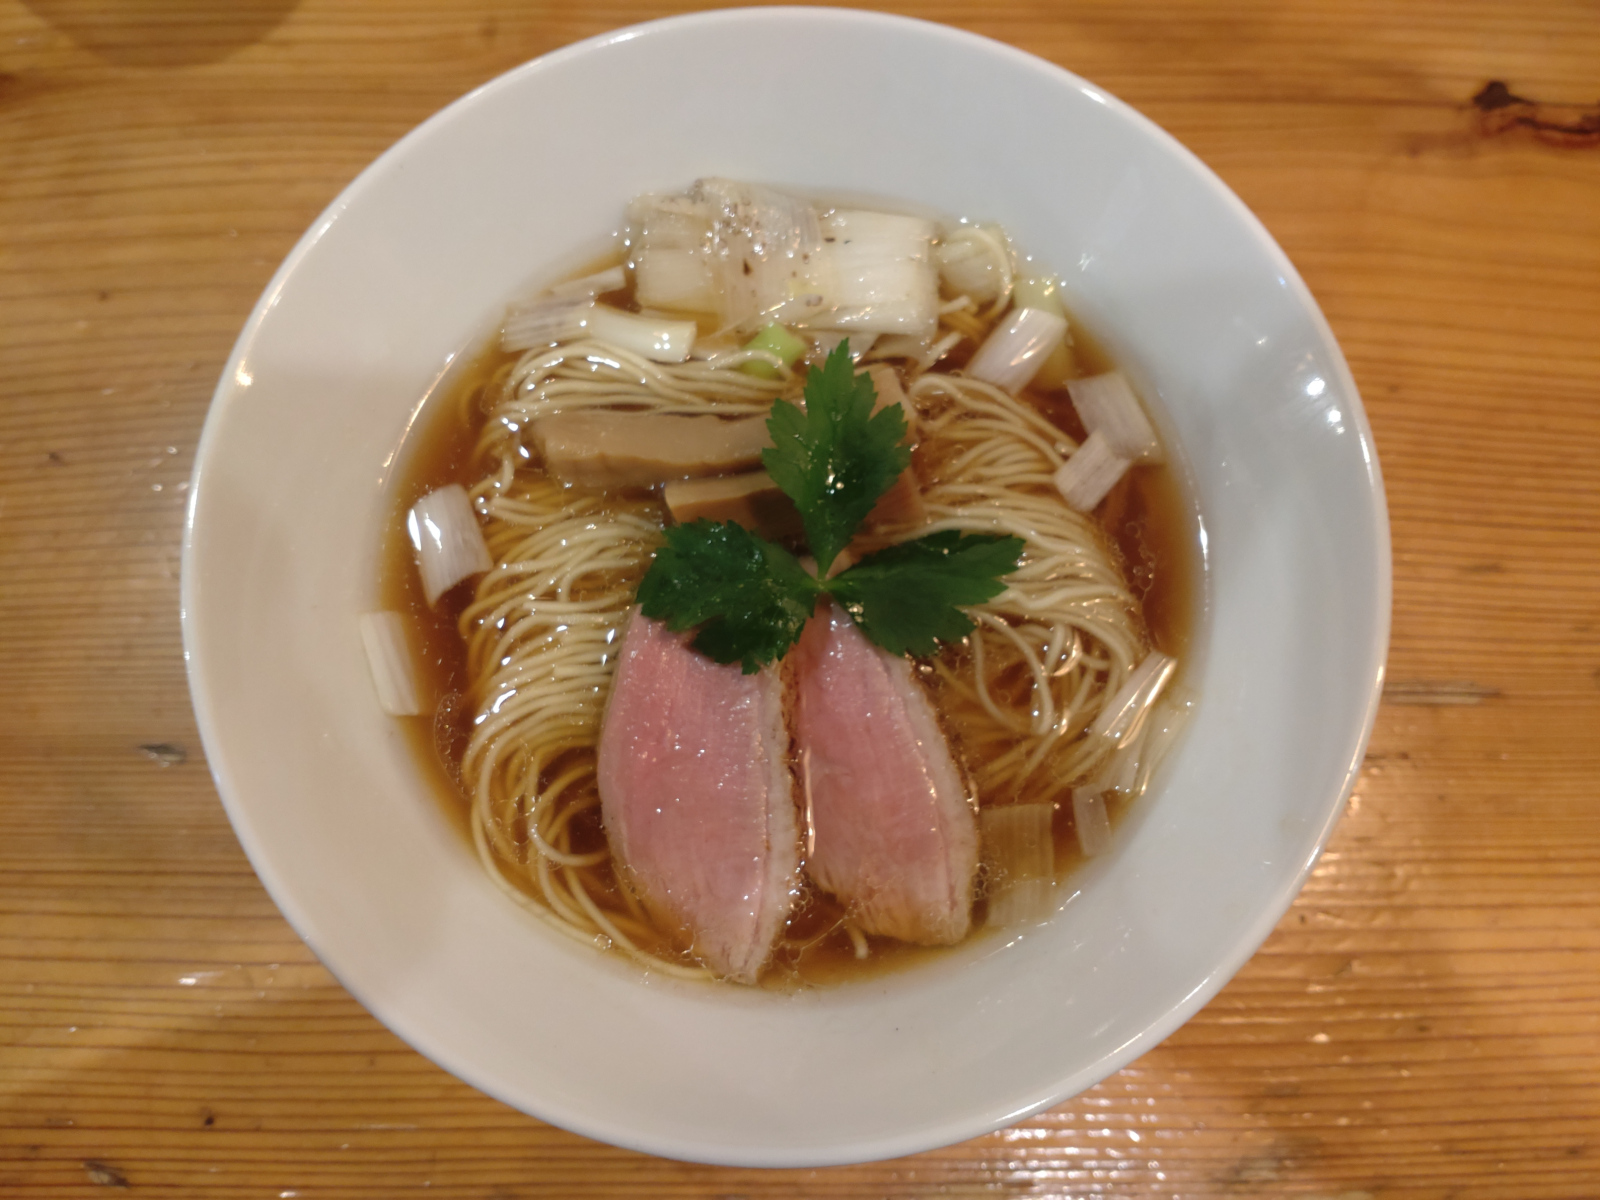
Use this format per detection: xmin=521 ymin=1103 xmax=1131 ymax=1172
xmin=407 ymin=483 xmax=493 ymax=606
xmin=1072 ymin=789 xmax=1114 ymax=857
xmin=1084 ymin=718 xmax=1146 ymax=796
xmin=981 ymin=803 xmax=1057 ymax=927
xmin=358 ymin=611 xmax=423 ymax=717
xmin=1090 ymin=651 xmax=1178 ymax=748
xmin=1053 ymin=430 xmax=1132 ymax=512
xmin=1132 ymin=694 xmax=1194 ymax=798
xmin=501 ymin=297 xmax=587 ymax=352
xmin=1068 ymin=371 xmax=1164 ymax=463
xmin=502 ymin=268 xmax=635 ymax=350
xmin=502 ymin=301 xmax=695 ymax=362
xmin=982 ymin=804 xmax=1054 ymax=879
xmin=988 ymin=879 xmax=1054 ymax=930
xmin=545 ymin=265 xmax=626 ymax=302
xmin=964 ymin=307 xmax=1069 ymax=394
xmin=1099 ymin=738 xmax=1144 ymax=794
xmin=578 ymin=306 xmax=696 ymax=362
xmin=808 ymin=210 xmax=939 ymax=337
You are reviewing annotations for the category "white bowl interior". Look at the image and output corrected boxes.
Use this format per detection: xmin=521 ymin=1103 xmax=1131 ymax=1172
xmin=183 ymin=8 xmax=1389 ymax=1168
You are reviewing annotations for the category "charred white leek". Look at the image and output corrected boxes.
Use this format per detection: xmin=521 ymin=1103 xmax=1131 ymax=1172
xmin=808 ymin=210 xmax=939 ymax=336
xmin=408 ymin=483 xmax=493 ymax=606
xmin=631 ymin=180 xmax=949 ymax=338
xmin=634 ymin=248 xmax=718 ymax=313
xmin=358 ymin=611 xmax=423 ymax=717
xmin=964 ymin=307 xmax=1068 ymax=394
xmin=628 ymin=192 xmax=718 ymax=313
xmin=695 ymin=178 xmax=824 ymax=327
xmin=1052 ymin=372 xmax=1162 ymax=510
xmin=1132 ymin=693 xmax=1194 ymax=798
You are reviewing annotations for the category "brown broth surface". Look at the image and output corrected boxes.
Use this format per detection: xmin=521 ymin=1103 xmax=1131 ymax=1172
xmin=379 ymin=299 xmax=1203 ymax=989
xmin=379 ymin=349 xmax=500 ymax=846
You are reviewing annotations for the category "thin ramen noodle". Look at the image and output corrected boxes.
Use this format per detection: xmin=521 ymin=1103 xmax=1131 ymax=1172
xmin=375 ymin=181 xmax=1198 ymax=987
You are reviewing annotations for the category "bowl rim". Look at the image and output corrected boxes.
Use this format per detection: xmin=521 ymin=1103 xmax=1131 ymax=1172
xmin=181 ymin=5 xmax=1391 ymax=1166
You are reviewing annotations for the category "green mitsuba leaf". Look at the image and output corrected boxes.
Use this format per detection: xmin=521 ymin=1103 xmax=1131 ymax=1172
xmin=761 ymin=340 xmax=910 ymax=575
xmin=633 ymin=347 xmax=1024 ymax=671
xmin=828 ymin=531 xmax=1026 ymax=657
xmin=636 ymin=520 xmax=821 ymax=673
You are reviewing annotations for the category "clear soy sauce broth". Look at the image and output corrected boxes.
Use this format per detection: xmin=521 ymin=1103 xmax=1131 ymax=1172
xmin=380 ymin=278 xmax=1201 ymax=989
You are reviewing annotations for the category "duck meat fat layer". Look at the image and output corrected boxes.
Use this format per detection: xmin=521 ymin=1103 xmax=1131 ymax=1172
xmin=787 ymin=600 xmax=979 ymax=946
xmin=596 ymin=611 xmax=801 ymax=984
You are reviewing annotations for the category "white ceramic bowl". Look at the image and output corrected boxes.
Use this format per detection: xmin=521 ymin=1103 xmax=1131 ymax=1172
xmin=182 ymin=7 xmax=1389 ymax=1167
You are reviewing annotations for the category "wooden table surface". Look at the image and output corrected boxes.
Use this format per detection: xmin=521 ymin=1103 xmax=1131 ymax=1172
xmin=3 ymin=1 xmax=1598 ymax=1196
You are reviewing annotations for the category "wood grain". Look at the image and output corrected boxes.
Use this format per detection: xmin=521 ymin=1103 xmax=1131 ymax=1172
xmin=2 ymin=1 xmax=1598 ymax=1195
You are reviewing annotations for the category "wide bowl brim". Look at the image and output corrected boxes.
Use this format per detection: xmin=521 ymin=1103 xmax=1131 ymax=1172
xmin=182 ymin=6 xmax=1390 ymax=1167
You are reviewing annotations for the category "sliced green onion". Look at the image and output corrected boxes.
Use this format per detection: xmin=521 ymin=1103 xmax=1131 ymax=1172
xmin=739 ymin=323 xmax=807 ymax=379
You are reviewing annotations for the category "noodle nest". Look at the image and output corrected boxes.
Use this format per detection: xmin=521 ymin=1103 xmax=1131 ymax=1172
xmin=454 ymin=304 xmax=1149 ymax=978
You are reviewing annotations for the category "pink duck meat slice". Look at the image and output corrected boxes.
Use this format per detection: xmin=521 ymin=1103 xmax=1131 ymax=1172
xmin=789 ymin=602 xmax=978 ymax=945
xmin=597 ymin=613 xmax=800 ymax=984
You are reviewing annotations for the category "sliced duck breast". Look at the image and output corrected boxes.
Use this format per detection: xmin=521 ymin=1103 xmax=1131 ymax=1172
xmin=788 ymin=601 xmax=978 ymax=944
xmin=597 ymin=612 xmax=799 ymax=983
